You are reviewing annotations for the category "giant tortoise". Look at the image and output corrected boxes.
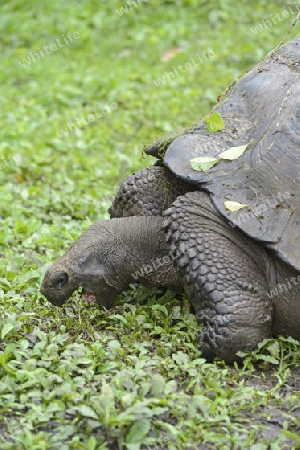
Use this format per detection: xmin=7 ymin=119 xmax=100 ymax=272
xmin=41 ymin=37 xmax=300 ymax=363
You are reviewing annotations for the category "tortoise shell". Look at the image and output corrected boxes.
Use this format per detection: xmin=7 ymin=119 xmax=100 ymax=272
xmin=145 ymin=37 xmax=300 ymax=270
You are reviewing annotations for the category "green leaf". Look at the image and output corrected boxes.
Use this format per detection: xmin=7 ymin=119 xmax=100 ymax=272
xmin=257 ymin=354 xmax=279 ymax=365
xmin=219 ymin=142 xmax=250 ymax=160
xmin=150 ymin=374 xmax=165 ymax=396
xmin=1 ymin=323 xmax=15 ymax=339
xmin=172 ymin=351 xmax=189 ymax=365
xmin=126 ymin=419 xmax=151 ymax=444
xmin=0 ymin=353 xmax=16 ymax=374
xmin=224 ymin=200 xmax=247 ymax=212
xmin=204 ymin=112 xmax=225 ymax=132
xmin=281 ymin=429 xmax=300 ymax=443
xmin=249 ymin=444 xmax=269 ymax=450
xmin=190 ymin=156 xmax=219 ymax=172
xmin=87 ymin=436 xmax=97 ymax=450
xmin=76 ymin=405 xmax=98 ymax=419
xmin=266 ymin=341 xmax=280 ymax=358
xmin=98 ymin=383 xmax=115 ymax=424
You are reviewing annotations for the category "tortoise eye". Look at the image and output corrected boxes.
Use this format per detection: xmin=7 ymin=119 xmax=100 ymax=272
xmin=56 ymin=273 xmax=68 ymax=289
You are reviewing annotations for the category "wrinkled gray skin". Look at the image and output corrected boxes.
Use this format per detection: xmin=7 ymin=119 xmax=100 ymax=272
xmin=41 ymin=166 xmax=300 ymax=364
xmin=41 ymin=213 xmax=182 ymax=310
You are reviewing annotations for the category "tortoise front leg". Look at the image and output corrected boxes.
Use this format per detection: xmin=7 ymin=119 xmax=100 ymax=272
xmin=163 ymin=191 xmax=274 ymax=364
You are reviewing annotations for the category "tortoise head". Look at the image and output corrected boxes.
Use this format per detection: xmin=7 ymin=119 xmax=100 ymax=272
xmin=40 ymin=220 xmax=122 ymax=309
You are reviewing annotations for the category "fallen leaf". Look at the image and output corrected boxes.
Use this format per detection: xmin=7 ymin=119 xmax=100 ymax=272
xmin=219 ymin=142 xmax=250 ymax=160
xmin=160 ymin=48 xmax=182 ymax=61
xmin=190 ymin=156 xmax=219 ymax=172
xmin=14 ymin=173 xmax=25 ymax=183
xmin=204 ymin=112 xmax=225 ymax=132
xmin=224 ymin=200 xmax=247 ymax=212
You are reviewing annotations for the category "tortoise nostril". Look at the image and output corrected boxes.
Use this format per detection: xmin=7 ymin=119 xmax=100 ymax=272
xmin=56 ymin=273 xmax=68 ymax=289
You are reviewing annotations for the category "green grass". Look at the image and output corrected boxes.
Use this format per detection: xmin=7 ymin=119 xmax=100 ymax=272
xmin=1 ymin=0 xmax=300 ymax=448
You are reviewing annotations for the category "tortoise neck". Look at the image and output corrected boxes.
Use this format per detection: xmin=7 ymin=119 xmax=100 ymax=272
xmin=112 ymin=216 xmax=182 ymax=292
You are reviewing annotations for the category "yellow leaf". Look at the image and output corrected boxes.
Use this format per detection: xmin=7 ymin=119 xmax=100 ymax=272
xmin=219 ymin=142 xmax=250 ymax=160
xmin=14 ymin=173 xmax=25 ymax=183
xmin=224 ymin=200 xmax=247 ymax=212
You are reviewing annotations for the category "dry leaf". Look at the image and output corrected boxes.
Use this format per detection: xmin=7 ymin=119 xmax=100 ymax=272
xmin=219 ymin=143 xmax=250 ymax=160
xmin=14 ymin=173 xmax=25 ymax=183
xmin=224 ymin=200 xmax=247 ymax=212
xmin=160 ymin=48 xmax=182 ymax=62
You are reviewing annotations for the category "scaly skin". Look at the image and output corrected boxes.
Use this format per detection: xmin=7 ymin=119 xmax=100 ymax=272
xmin=163 ymin=191 xmax=274 ymax=363
xmin=163 ymin=190 xmax=300 ymax=362
xmin=109 ymin=165 xmax=193 ymax=218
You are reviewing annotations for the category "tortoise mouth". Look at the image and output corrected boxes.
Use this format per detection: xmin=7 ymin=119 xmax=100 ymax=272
xmin=42 ymin=278 xmax=118 ymax=310
xmin=43 ymin=287 xmax=96 ymax=307
xmin=81 ymin=290 xmax=114 ymax=309
xmin=81 ymin=285 xmax=117 ymax=310
xmin=42 ymin=291 xmax=70 ymax=307
xmin=41 ymin=279 xmax=80 ymax=307
xmin=81 ymin=288 xmax=96 ymax=304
